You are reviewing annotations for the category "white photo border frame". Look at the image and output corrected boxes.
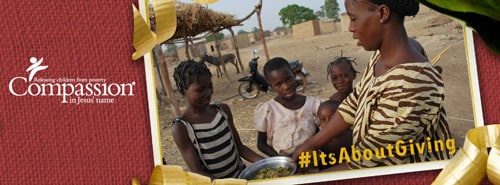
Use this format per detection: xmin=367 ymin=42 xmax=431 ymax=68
xmin=140 ymin=0 xmax=164 ymax=166
xmin=464 ymin=28 xmax=484 ymax=127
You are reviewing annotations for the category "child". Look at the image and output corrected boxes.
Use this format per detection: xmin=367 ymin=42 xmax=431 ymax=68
xmin=317 ymin=100 xmax=352 ymax=159
xmin=171 ymin=60 xmax=263 ymax=179
xmin=327 ymin=56 xmax=358 ymax=103
xmin=254 ymin=57 xmax=322 ymax=156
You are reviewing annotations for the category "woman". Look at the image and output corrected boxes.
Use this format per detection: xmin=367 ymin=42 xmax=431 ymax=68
xmin=292 ymin=0 xmax=453 ymax=169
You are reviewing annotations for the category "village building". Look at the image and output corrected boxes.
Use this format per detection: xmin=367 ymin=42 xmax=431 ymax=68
xmin=319 ymin=19 xmax=336 ymax=34
xmin=292 ymin=20 xmax=321 ymax=40
xmin=340 ymin=13 xmax=350 ymax=32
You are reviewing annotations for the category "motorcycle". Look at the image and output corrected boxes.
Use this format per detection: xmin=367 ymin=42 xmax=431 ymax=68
xmin=237 ymin=49 xmax=309 ymax=99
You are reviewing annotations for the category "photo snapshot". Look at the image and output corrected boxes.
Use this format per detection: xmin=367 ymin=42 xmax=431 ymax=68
xmin=141 ymin=0 xmax=483 ymax=184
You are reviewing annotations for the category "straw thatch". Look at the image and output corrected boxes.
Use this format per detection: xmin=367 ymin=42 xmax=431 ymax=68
xmin=150 ymin=2 xmax=258 ymax=42
xmin=172 ymin=2 xmax=241 ymax=40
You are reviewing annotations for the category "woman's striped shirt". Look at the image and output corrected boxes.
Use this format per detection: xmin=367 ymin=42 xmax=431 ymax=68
xmin=176 ymin=105 xmax=244 ymax=178
xmin=337 ymin=52 xmax=453 ymax=168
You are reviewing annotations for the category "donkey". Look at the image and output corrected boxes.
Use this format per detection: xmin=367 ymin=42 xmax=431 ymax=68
xmin=199 ymin=53 xmax=240 ymax=77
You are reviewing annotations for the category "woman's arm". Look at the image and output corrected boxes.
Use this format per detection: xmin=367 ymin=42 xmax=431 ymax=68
xmin=171 ymin=122 xmax=215 ymax=179
xmin=291 ymin=88 xmax=359 ymax=162
xmin=291 ymin=111 xmax=351 ymax=162
xmin=321 ymin=129 xmax=353 ymax=154
xmin=219 ymin=104 xmax=264 ymax=162
xmin=257 ymin=131 xmax=279 ymax=156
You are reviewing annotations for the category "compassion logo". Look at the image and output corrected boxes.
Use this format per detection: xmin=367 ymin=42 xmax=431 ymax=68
xmin=8 ymin=57 xmax=136 ymax=104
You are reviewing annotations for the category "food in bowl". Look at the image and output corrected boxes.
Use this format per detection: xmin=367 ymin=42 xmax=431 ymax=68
xmin=255 ymin=166 xmax=293 ymax=179
xmin=237 ymin=156 xmax=297 ymax=180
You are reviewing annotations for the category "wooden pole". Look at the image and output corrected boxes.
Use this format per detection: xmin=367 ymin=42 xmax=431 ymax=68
xmin=155 ymin=45 xmax=182 ymax=117
xmin=184 ymin=31 xmax=190 ymax=60
xmin=228 ymin=27 xmax=244 ymax=71
xmin=213 ymin=32 xmax=231 ymax=81
xmin=153 ymin=47 xmax=167 ymax=98
xmin=256 ymin=2 xmax=270 ymax=62
xmin=189 ymin=39 xmax=202 ymax=59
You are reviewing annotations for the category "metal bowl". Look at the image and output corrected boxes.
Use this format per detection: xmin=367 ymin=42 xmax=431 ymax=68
xmin=238 ymin=156 xmax=297 ymax=180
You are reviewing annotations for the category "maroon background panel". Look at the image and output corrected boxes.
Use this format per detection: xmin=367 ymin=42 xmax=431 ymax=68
xmin=0 ymin=0 xmax=153 ymax=184
xmin=474 ymin=33 xmax=500 ymax=123
xmin=0 ymin=1 xmax=498 ymax=185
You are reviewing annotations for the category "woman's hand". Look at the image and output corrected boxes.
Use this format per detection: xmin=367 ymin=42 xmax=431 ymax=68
xmin=290 ymin=141 xmax=315 ymax=163
xmin=292 ymin=111 xmax=351 ymax=163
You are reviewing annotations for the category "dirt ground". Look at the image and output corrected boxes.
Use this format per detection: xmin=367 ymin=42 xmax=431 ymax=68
xmin=157 ymin=6 xmax=475 ymax=170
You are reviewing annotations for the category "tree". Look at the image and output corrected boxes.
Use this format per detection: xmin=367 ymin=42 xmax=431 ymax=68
xmin=324 ymin=0 xmax=340 ymax=20
xmin=251 ymin=27 xmax=259 ymax=34
xmin=205 ymin=32 xmax=224 ymax=42
xmin=279 ymin=4 xmax=317 ymax=27
xmin=237 ymin=30 xmax=249 ymax=35
xmin=315 ymin=6 xmax=326 ymax=20
xmin=162 ymin=44 xmax=177 ymax=54
xmin=273 ymin=26 xmax=288 ymax=32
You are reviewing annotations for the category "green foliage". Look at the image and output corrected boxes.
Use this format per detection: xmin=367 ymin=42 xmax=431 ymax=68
xmin=237 ymin=30 xmax=249 ymax=35
xmin=205 ymin=33 xmax=225 ymax=42
xmin=165 ymin=44 xmax=177 ymax=54
xmin=324 ymin=0 xmax=340 ymax=20
xmin=273 ymin=26 xmax=289 ymax=32
xmin=252 ymin=27 xmax=260 ymax=34
xmin=315 ymin=6 xmax=326 ymax=20
xmin=418 ymin=0 xmax=500 ymax=54
xmin=279 ymin=4 xmax=317 ymax=27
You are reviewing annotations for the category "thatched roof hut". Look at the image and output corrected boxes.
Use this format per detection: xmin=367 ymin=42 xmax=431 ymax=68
xmin=172 ymin=3 xmax=241 ymax=39
xmin=150 ymin=1 xmax=265 ymax=117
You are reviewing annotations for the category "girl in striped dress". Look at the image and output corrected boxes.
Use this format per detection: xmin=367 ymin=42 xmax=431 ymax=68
xmin=172 ymin=60 xmax=263 ymax=179
xmin=292 ymin=0 xmax=453 ymax=169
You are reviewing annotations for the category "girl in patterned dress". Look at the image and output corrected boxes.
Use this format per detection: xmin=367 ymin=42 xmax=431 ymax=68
xmin=254 ymin=57 xmax=322 ymax=157
xmin=171 ymin=60 xmax=263 ymax=179
xmin=292 ymin=0 xmax=453 ymax=169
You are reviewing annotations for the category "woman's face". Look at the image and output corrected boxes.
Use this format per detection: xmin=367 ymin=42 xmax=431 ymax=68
xmin=345 ymin=0 xmax=382 ymax=51
xmin=184 ymin=75 xmax=213 ymax=108
xmin=330 ymin=63 xmax=355 ymax=93
xmin=267 ymin=67 xmax=297 ymax=100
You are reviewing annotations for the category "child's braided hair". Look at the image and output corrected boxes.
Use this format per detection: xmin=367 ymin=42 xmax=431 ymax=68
xmin=327 ymin=51 xmax=359 ymax=80
xmin=173 ymin=60 xmax=212 ymax=96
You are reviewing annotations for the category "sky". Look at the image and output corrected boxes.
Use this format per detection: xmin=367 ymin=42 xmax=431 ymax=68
xmin=176 ymin=0 xmax=346 ymax=34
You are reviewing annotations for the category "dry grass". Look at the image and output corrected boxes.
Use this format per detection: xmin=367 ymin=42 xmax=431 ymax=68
xmin=154 ymin=2 xmax=240 ymax=41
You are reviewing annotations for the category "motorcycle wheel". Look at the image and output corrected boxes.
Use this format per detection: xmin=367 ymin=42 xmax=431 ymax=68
xmin=295 ymin=73 xmax=308 ymax=92
xmin=238 ymin=82 xmax=260 ymax=99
